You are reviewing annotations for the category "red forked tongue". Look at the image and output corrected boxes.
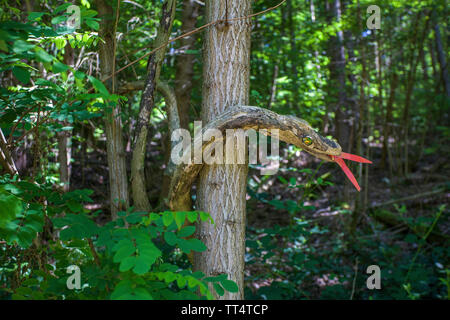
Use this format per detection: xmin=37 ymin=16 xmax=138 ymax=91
xmin=331 ymin=152 xmax=372 ymax=192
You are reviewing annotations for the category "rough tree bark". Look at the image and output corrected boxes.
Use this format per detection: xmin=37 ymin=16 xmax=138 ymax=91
xmin=97 ymin=0 xmax=129 ymax=219
xmin=194 ymin=0 xmax=252 ymax=300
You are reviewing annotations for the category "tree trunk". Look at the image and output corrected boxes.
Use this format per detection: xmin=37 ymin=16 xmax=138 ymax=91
xmin=194 ymin=0 xmax=251 ymax=300
xmin=159 ymin=0 xmax=200 ymax=205
xmin=267 ymin=64 xmax=278 ymax=109
xmin=175 ymin=0 xmax=200 ymax=130
xmin=434 ymin=22 xmax=450 ymax=97
xmin=57 ymin=43 xmax=74 ymax=192
xmin=131 ymin=0 xmax=176 ymax=211
xmin=381 ymin=72 xmax=398 ymax=173
xmin=327 ymin=0 xmax=348 ymax=151
xmin=352 ymin=2 xmax=367 ymax=233
xmin=402 ymin=12 xmax=428 ymax=175
xmin=97 ymin=0 xmax=129 ymax=219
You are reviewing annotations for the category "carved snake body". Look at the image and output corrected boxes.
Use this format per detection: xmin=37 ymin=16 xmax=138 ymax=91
xmin=167 ymin=105 xmax=371 ymax=212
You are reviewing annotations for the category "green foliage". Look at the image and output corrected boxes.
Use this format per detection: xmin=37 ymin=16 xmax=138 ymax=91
xmin=0 ymin=176 xmax=237 ymax=300
xmin=245 ymin=169 xmax=448 ymax=300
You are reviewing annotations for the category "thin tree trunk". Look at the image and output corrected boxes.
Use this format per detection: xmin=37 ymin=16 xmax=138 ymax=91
xmin=328 ymin=0 xmax=348 ymax=151
xmin=159 ymin=0 xmax=200 ymax=205
xmin=381 ymin=72 xmax=398 ymax=172
xmin=267 ymin=64 xmax=278 ymax=109
xmin=326 ymin=0 xmax=350 ymax=202
xmin=57 ymin=43 xmax=74 ymax=192
xmin=287 ymin=0 xmax=299 ymax=110
xmin=175 ymin=0 xmax=200 ymax=130
xmin=195 ymin=0 xmax=252 ymax=300
xmin=402 ymin=12 xmax=428 ymax=175
xmin=97 ymin=0 xmax=129 ymax=219
xmin=0 ymin=129 xmax=18 ymax=176
xmin=57 ymin=131 xmax=71 ymax=191
xmin=434 ymin=21 xmax=450 ymax=97
xmin=352 ymin=1 xmax=368 ymax=233
xmin=131 ymin=0 xmax=176 ymax=211
xmin=428 ymin=38 xmax=438 ymax=84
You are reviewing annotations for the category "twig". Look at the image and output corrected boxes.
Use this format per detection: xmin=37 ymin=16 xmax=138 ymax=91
xmin=7 ymin=105 xmax=36 ymax=145
xmin=88 ymin=238 xmax=101 ymax=267
xmin=404 ymin=206 xmax=444 ymax=282
xmin=0 ymin=128 xmax=18 ymax=175
xmin=112 ymin=0 xmax=121 ymax=93
xmin=350 ymin=257 xmax=359 ymax=300
xmin=369 ymin=188 xmax=446 ymax=209
xmin=9 ymin=108 xmax=53 ymax=147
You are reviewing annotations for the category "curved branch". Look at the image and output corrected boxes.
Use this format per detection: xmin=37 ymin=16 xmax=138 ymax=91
xmin=157 ymin=81 xmax=180 ymax=178
xmin=167 ymin=105 xmax=342 ymax=211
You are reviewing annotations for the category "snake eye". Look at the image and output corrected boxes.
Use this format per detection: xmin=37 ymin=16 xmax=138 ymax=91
xmin=302 ymin=136 xmax=313 ymax=146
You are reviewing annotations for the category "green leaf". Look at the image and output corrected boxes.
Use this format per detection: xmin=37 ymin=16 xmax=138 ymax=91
xmin=220 ymin=279 xmax=239 ymax=293
xmin=85 ymin=19 xmax=99 ymax=31
xmin=187 ymin=276 xmax=198 ymax=289
xmin=119 ymin=256 xmax=136 ymax=272
xmin=54 ymin=38 xmax=67 ymax=50
xmin=186 ymin=238 xmax=207 ymax=252
xmin=200 ymin=211 xmax=213 ymax=223
xmin=35 ymin=48 xmax=54 ymax=63
xmin=13 ymin=40 xmax=34 ymax=54
xmin=162 ymin=211 xmax=174 ymax=227
xmin=66 ymin=200 xmax=82 ymax=213
xmin=176 ymin=275 xmax=187 ymax=288
xmin=203 ymin=274 xmax=227 ymax=282
xmin=136 ymin=241 xmax=161 ymax=273
xmin=12 ymin=67 xmax=30 ymax=84
xmin=0 ymin=40 xmax=8 ymax=52
xmin=213 ymin=283 xmax=225 ymax=296
xmin=28 ymin=12 xmax=46 ymax=21
xmin=54 ymin=3 xmax=72 ymax=14
xmin=163 ymin=271 xmax=177 ymax=283
xmin=133 ymin=288 xmax=153 ymax=300
xmin=113 ymin=240 xmax=135 ymax=263
xmin=187 ymin=211 xmax=198 ymax=223
xmin=177 ymin=226 xmax=195 ymax=238
xmin=164 ymin=231 xmax=177 ymax=246
xmin=149 ymin=212 xmax=160 ymax=221
xmin=51 ymin=15 xmax=67 ymax=25
xmin=0 ymin=190 xmax=22 ymax=227
xmin=177 ymin=239 xmax=191 ymax=254
xmin=175 ymin=211 xmax=186 ymax=229
xmin=53 ymin=61 xmax=69 ymax=73
xmin=133 ymin=255 xmax=152 ymax=275
xmin=111 ymin=280 xmax=133 ymax=299
xmin=88 ymin=75 xmax=109 ymax=96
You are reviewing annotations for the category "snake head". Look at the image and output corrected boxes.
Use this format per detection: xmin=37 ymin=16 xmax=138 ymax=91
xmin=296 ymin=121 xmax=372 ymax=192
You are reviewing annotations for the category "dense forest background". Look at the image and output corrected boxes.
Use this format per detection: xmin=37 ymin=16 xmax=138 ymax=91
xmin=0 ymin=0 xmax=448 ymax=300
